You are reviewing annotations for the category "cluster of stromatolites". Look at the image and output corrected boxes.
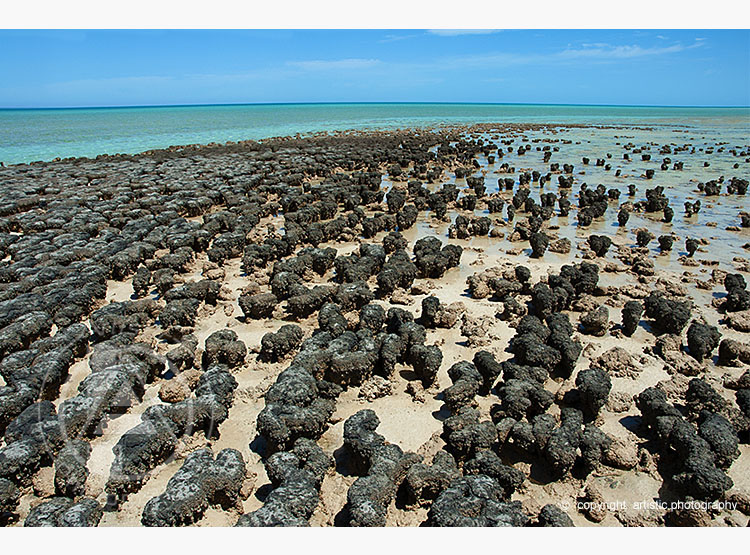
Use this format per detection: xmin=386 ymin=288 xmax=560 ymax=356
xmin=1 ymin=124 xmax=749 ymax=527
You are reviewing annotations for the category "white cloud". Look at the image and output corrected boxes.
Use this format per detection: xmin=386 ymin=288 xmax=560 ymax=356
xmin=427 ymin=39 xmax=706 ymax=72
xmin=287 ymin=58 xmax=381 ymax=71
xmin=558 ymin=41 xmax=703 ymax=60
xmin=427 ymin=29 xmax=501 ymax=36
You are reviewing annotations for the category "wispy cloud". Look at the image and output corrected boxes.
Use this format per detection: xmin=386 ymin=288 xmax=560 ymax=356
xmin=427 ymin=29 xmax=501 ymax=37
xmin=440 ymin=52 xmax=533 ymax=68
xmin=558 ymin=41 xmax=703 ymax=60
xmin=379 ymin=33 xmax=420 ymax=43
xmin=379 ymin=30 xmax=501 ymax=42
xmin=287 ymin=58 xmax=381 ymax=71
xmin=437 ymin=39 xmax=706 ymax=70
xmin=49 ymin=75 xmax=176 ymax=91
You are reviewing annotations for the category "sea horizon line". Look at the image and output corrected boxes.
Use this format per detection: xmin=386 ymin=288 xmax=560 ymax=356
xmin=2 ymin=101 xmax=749 ymax=111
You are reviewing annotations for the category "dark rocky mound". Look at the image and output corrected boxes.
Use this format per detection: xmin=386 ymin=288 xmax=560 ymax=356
xmin=637 ymin=387 xmax=734 ymax=501
xmin=644 ymin=292 xmax=691 ymax=335
xmin=428 ymin=475 xmax=529 ymax=527
xmin=686 ymin=321 xmax=721 ymax=362
xmin=236 ymin=438 xmax=332 ymax=526
xmin=343 ymin=409 xmax=421 ymax=526
xmin=142 ymin=448 xmax=245 ymax=526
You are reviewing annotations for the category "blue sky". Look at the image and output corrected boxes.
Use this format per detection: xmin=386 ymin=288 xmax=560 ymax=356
xmin=1 ymin=29 xmax=748 ymax=108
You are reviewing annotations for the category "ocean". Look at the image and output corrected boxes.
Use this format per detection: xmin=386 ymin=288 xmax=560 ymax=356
xmin=1 ymin=103 xmax=748 ymax=165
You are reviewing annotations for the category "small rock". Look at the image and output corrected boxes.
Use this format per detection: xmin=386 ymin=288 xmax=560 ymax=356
xmin=578 ymin=484 xmax=607 ymax=523
xmin=433 ymin=302 xmax=466 ymax=329
xmin=728 ymin=492 xmax=750 ymax=515
xmin=32 ymin=466 xmax=56 ymax=498
xmin=661 ymin=350 xmax=704 ymax=377
xmin=159 ymin=369 xmax=202 ymax=403
xmin=239 ymin=471 xmax=258 ymax=501
xmin=606 ymin=391 xmax=633 ymax=413
xmin=580 ymin=306 xmax=609 ymax=337
xmin=358 ymin=376 xmax=393 ymax=402
xmin=549 ymin=238 xmax=572 ymax=254
xmin=407 ymin=381 xmax=426 ymax=403
xmin=391 ymin=288 xmax=414 ymax=306
xmin=664 ymin=508 xmax=712 ymax=526
xmin=410 ymin=282 xmax=433 ymax=295
xmin=460 ymin=313 xmax=494 ymax=346
xmin=726 ymin=310 xmax=750 ymax=333
xmin=655 ymin=334 xmax=683 ymax=354
xmin=603 ymin=437 xmax=638 ymax=470
xmin=594 ymin=347 xmax=639 ymax=379
xmin=656 ymin=375 xmax=691 ymax=403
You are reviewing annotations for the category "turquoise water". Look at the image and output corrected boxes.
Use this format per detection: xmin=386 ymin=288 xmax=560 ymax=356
xmin=1 ymin=102 xmax=748 ymax=165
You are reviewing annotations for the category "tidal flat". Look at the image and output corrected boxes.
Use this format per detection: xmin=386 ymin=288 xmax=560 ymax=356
xmin=1 ymin=122 xmax=749 ymax=527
